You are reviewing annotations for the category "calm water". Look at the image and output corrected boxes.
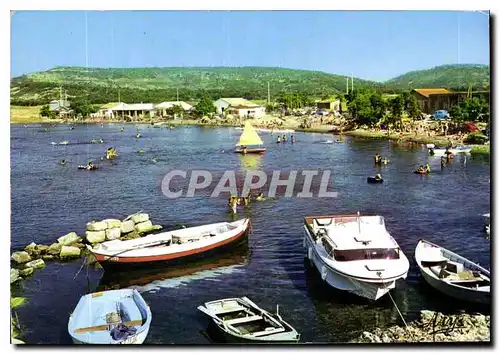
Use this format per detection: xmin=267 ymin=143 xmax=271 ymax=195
xmin=10 ymin=124 xmax=491 ymax=344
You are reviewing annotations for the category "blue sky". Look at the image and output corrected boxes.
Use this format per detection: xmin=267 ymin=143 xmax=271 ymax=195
xmin=11 ymin=10 xmax=490 ymax=81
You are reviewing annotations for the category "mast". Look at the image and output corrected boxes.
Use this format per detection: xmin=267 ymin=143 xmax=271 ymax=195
xmin=346 ymin=78 xmax=349 ymax=94
xmin=357 ymin=211 xmax=361 ymax=233
xmin=176 ymin=87 xmax=179 ymax=103
xmin=351 ymin=73 xmax=354 ymax=93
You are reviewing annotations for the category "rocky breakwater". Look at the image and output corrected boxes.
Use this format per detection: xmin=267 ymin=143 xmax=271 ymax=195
xmin=85 ymin=213 xmax=162 ymax=246
xmin=351 ymin=310 xmax=490 ymax=343
xmin=10 ymin=212 xmax=163 ymax=284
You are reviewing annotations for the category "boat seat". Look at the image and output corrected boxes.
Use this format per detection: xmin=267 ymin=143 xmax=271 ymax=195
xmin=214 ymin=305 xmax=247 ymax=315
xmin=251 ymin=327 xmax=286 ymax=337
xmin=225 ymin=315 xmax=262 ymax=325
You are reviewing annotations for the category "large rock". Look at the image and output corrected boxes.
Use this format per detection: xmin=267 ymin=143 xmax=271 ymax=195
xmin=131 ymin=213 xmax=149 ymax=224
xmin=24 ymin=242 xmax=37 ymax=254
xmin=87 ymin=221 xmax=107 ymax=231
xmin=19 ymin=267 xmax=34 ymax=277
xmin=86 ymin=230 xmax=106 ymax=244
xmin=42 ymin=255 xmax=55 ymax=261
xmin=152 ymin=225 xmax=163 ymax=231
xmin=74 ymin=243 xmax=86 ymax=249
xmin=35 ymin=244 xmax=49 ymax=254
xmin=120 ymin=220 xmax=135 ymax=234
xmin=57 ymin=232 xmax=81 ymax=246
xmin=104 ymin=219 xmax=122 ymax=229
xmin=135 ymin=220 xmax=154 ymax=233
xmin=60 ymin=246 xmax=81 ymax=259
xmin=11 ymin=297 xmax=26 ymax=309
xmin=10 ymin=269 xmax=21 ymax=284
xmin=25 ymin=259 xmax=45 ymax=270
xmin=47 ymin=243 xmax=62 ymax=255
xmin=106 ymin=227 xmax=121 ymax=241
xmin=11 ymin=251 xmax=31 ymax=264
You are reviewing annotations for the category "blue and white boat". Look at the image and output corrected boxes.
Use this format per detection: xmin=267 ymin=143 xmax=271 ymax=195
xmin=68 ymin=289 xmax=152 ymax=344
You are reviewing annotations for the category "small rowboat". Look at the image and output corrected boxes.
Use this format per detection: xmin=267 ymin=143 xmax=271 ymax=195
xmin=414 ymin=239 xmax=490 ymax=305
xmin=198 ymin=297 xmax=300 ymax=343
xmin=68 ymin=289 xmax=152 ymax=344
xmin=367 ymin=177 xmax=383 ymax=184
xmin=78 ymin=165 xmax=98 ymax=170
xmin=87 ymin=218 xmax=250 ymax=270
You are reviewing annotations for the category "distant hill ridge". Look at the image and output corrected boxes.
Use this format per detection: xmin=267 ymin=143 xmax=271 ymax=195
xmin=10 ymin=64 xmax=489 ymax=106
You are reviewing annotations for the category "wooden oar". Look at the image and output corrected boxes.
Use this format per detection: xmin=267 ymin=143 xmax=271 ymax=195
xmin=74 ymin=319 xmax=143 ymax=334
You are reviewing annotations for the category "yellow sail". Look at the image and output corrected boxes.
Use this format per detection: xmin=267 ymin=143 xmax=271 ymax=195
xmin=236 ymin=121 xmax=264 ymax=146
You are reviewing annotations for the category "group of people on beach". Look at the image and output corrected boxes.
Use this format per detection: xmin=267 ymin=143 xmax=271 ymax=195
xmin=228 ymin=192 xmax=266 ymax=213
xmin=276 ymin=134 xmax=296 ymax=144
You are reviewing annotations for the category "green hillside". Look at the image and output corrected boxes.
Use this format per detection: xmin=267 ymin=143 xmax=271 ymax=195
xmin=383 ymin=64 xmax=490 ymax=90
xmin=10 ymin=64 xmax=490 ymax=106
xmin=10 ymin=66 xmax=381 ymax=106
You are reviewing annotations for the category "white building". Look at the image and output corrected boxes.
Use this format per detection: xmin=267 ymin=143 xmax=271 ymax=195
xmin=110 ymin=103 xmax=156 ymax=119
xmin=98 ymin=102 xmax=123 ymax=118
xmin=214 ymin=98 xmax=266 ymax=118
xmin=155 ymin=101 xmax=193 ymax=117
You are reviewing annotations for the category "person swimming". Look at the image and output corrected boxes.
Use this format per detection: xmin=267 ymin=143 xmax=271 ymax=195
xmin=60 ymin=159 xmax=66 ymax=166
xmin=375 ymin=174 xmax=382 ymax=180
xmin=276 ymin=136 xmax=281 ymax=144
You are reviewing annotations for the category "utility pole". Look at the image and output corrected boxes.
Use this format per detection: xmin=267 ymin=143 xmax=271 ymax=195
xmin=346 ymin=78 xmax=349 ymax=94
xmin=176 ymin=87 xmax=179 ymax=103
xmin=118 ymin=88 xmax=121 ymax=103
xmin=267 ymin=82 xmax=271 ymax=104
xmin=351 ymin=73 xmax=354 ymax=93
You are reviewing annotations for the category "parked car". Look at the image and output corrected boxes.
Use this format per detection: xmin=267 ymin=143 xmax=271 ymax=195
xmin=432 ymin=110 xmax=450 ymax=121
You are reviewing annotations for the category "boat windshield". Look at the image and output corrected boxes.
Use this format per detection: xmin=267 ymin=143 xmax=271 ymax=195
xmin=333 ymin=248 xmax=400 ymax=262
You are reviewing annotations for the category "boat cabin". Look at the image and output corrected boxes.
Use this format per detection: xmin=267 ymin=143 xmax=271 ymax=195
xmin=304 ymin=214 xmax=401 ymax=262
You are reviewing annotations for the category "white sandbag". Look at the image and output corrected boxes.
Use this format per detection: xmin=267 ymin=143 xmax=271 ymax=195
xmin=25 ymin=259 xmax=45 ymax=270
xmin=24 ymin=242 xmax=37 ymax=253
xmin=47 ymin=243 xmax=62 ymax=255
xmin=106 ymin=227 xmax=121 ymax=241
xmin=131 ymin=213 xmax=149 ymax=224
xmin=86 ymin=230 xmax=106 ymax=244
xmin=11 ymin=251 xmax=31 ymax=264
xmin=104 ymin=219 xmax=122 ymax=229
xmin=120 ymin=220 xmax=135 ymax=234
xmin=135 ymin=220 xmax=153 ymax=233
xmin=57 ymin=232 xmax=81 ymax=246
xmin=87 ymin=221 xmax=107 ymax=231
xmin=60 ymin=246 xmax=81 ymax=259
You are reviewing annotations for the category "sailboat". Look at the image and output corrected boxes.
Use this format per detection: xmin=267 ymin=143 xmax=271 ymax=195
xmin=234 ymin=121 xmax=266 ymax=154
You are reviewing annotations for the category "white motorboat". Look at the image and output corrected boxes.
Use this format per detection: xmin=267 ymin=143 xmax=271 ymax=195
xmin=429 ymin=146 xmax=472 ymax=156
xmin=414 ymin=239 xmax=490 ymax=305
xmin=303 ymin=213 xmax=409 ymax=301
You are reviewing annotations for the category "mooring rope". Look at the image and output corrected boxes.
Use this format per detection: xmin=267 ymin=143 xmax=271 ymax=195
xmin=378 ymin=273 xmax=408 ymax=328
xmin=387 ymin=289 xmax=408 ymax=328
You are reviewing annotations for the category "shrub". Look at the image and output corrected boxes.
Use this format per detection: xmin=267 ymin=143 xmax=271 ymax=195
xmin=464 ymin=132 xmax=489 ymax=145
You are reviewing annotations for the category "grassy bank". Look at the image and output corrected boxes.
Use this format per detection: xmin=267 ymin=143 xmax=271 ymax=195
xmin=10 ymin=105 xmax=49 ymax=124
xmin=470 ymin=145 xmax=490 ymax=156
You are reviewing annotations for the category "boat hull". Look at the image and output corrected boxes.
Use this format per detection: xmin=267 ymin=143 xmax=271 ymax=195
xmin=207 ymin=321 xmax=299 ymax=344
xmin=303 ymin=227 xmax=407 ymax=301
xmin=234 ymin=148 xmax=266 ymax=154
xmin=367 ymin=177 xmax=383 ymax=184
xmin=419 ymin=268 xmax=490 ymax=305
xmin=93 ymin=227 xmax=249 ymax=271
xmin=71 ymin=328 xmax=149 ymax=344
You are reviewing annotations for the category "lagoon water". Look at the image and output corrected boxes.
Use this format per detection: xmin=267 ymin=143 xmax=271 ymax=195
xmin=11 ymin=124 xmax=490 ymax=344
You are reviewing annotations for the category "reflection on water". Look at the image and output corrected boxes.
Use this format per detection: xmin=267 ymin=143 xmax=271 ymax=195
xmin=239 ymin=153 xmax=263 ymax=171
xmin=98 ymin=244 xmax=250 ymax=292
